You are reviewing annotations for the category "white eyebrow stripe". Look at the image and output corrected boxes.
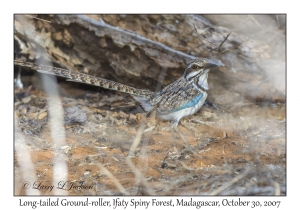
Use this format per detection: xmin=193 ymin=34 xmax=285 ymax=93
xmin=186 ymin=70 xmax=201 ymax=80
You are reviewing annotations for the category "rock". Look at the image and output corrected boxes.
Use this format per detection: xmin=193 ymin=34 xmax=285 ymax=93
xmin=38 ymin=112 xmax=48 ymax=119
xmin=21 ymin=107 xmax=27 ymax=114
xmin=64 ymin=106 xmax=87 ymax=123
xmin=27 ymin=112 xmax=38 ymax=119
xmin=22 ymin=96 xmax=32 ymax=104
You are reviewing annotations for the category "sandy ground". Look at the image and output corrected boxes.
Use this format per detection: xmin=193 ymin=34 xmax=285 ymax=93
xmin=14 ymin=81 xmax=286 ymax=196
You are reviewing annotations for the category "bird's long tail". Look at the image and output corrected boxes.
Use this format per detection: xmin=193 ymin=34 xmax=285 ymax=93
xmin=14 ymin=60 xmax=153 ymax=98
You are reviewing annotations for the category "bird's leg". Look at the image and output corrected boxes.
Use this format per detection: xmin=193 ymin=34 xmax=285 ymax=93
xmin=172 ymin=121 xmax=202 ymax=158
xmin=170 ymin=120 xmax=192 ymax=154
xmin=174 ymin=126 xmax=189 ymax=147
xmin=170 ymin=121 xmax=178 ymax=153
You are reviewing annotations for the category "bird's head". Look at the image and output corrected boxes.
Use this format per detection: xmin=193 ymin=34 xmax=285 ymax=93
xmin=184 ymin=58 xmax=223 ymax=90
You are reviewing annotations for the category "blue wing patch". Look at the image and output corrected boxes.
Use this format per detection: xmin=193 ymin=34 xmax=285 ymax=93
xmin=174 ymin=93 xmax=203 ymax=111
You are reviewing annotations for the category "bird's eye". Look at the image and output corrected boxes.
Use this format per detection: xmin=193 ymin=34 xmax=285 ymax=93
xmin=192 ymin=64 xmax=197 ymax=69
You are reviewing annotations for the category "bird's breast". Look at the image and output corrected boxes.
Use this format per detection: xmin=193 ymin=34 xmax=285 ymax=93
xmin=157 ymin=91 xmax=207 ymax=122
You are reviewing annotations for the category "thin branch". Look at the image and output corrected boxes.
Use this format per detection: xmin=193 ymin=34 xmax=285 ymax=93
xmin=96 ymin=162 xmax=130 ymax=195
xmin=249 ymin=15 xmax=265 ymax=31
xmin=218 ymin=32 xmax=232 ymax=52
xmin=25 ymin=15 xmax=52 ymax=23
xmin=209 ymin=166 xmax=251 ymax=195
xmin=192 ymin=23 xmax=217 ymax=46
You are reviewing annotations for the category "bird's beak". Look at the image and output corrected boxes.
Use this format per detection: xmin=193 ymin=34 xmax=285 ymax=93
xmin=205 ymin=59 xmax=224 ymax=68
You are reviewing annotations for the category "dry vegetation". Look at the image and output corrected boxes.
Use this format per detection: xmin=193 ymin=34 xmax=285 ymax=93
xmin=14 ymin=14 xmax=285 ymax=196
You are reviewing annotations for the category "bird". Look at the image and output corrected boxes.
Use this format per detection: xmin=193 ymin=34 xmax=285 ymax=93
xmin=14 ymin=58 xmax=222 ymax=152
